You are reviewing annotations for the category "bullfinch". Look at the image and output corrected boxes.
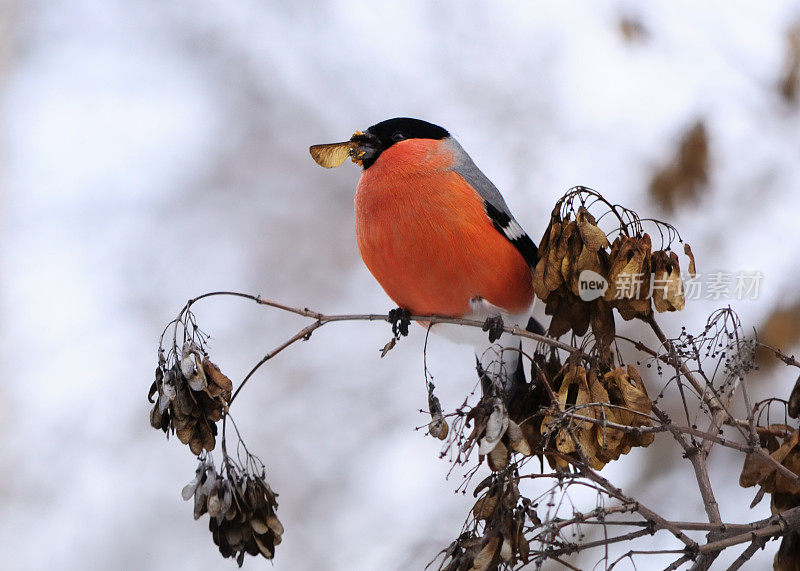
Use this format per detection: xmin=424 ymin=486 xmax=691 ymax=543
xmin=311 ymin=117 xmax=541 ymax=390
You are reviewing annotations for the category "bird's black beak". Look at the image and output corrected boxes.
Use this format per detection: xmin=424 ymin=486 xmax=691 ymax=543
xmin=349 ymin=131 xmax=381 ymax=166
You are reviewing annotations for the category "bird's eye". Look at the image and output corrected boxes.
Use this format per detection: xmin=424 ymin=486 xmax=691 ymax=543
xmin=391 ymin=131 xmax=405 ymax=142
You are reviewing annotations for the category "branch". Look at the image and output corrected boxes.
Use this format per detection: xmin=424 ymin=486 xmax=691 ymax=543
xmin=698 ymin=505 xmax=800 ymax=554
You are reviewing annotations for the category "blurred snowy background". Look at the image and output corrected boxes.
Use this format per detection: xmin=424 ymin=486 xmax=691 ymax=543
xmin=2 ymin=0 xmax=800 ymax=569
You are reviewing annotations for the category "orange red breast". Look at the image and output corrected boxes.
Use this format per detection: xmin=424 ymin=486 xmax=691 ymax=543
xmin=354 ymin=138 xmax=534 ymax=317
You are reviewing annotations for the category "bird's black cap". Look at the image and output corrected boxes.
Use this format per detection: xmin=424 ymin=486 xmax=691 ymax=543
xmin=353 ymin=117 xmax=450 ymax=169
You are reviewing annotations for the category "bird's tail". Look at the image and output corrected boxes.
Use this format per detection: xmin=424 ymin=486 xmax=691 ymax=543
xmin=526 ymin=316 xmax=545 ymax=335
xmin=477 ymin=314 xmax=544 ymax=400
xmin=476 ymin=340 xmax=528 ymax=402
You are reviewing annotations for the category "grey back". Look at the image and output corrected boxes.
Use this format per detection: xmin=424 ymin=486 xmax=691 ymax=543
xmin=447 ymin=137 xmax=514 ymax=219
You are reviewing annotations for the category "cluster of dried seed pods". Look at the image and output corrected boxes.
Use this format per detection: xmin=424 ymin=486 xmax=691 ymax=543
xmin=540 ymin=364 xmax=655 ymax=471
xmin=437 ymin=475 xmax=538 ymax=571
xmin=533 ymin=203 xmax=696 ymax=346
xmin=464 ymin=355 xmax=655 ymax=474
xmin=149 ymin=343 xmax=233 ymax=455
xmin=183 ymin=456 xmax=284 ymax=566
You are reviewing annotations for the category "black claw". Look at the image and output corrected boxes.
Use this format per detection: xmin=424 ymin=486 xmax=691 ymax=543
xmin=482 ymin=315 xmax=504 ymax=343
xmin=388 ymin=307 xmax=411 ymax=338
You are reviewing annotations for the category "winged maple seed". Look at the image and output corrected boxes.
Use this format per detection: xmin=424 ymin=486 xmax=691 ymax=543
xmin=308 ymin=141 xmax=355 ymax=168
xmin=308 ymin=131 xmax=369 ymax=168
xmin=427 ymin=383 xmax=450 ymax=441
xmin=148 ymin=343 xmax=233 ymax=455
xmin=651 ymin=249 xmax=685 ymax=312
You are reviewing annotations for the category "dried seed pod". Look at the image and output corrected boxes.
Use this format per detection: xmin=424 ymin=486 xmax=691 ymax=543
xmin=576 ymin=206 xmax=610 ymax=251
xmin=499 ymin=537 xmax=513 ymax=561
xmin=684 ymin=243 xmax=697 ymax=278
xmin=161 ymin=372 xmax=177 ymax=401
xmin=266 ymin=514 xmax=284 ymax=536
xmin=180 ymin=352 xmax=197 ymax=380
xmin=487 ymin=441 xmax=509 ymax=471
xmin=207 ymin=490 xmax=222 ymax=518
xmin=182 ymin=466 xmax=203 ymax=501
xmin=590 ymin=298 xmax=616 ymax=352
xmin=651 ymin=250 xmax=685 ymax=312
xmin=429 ymin=417 xmax=449 ymax=440
xmin=254 ymin=534 xmax=274 ymax=558
xmin=149 ymin=347 xmax=234 ymax=456
xmin=175 ymin=386 xmax=196 ymax=417
xmin=309 ymin=141 xmax=356 ymax=168
xmin=506 ymin=420 xmax=532 ymax=456
xmin=472 ymin=492 xmax=499 ymax=521
xmin=203 ymin=358 xmax=233 ymax=396
xmin=533 ymin=218 xmax=566 ymax=299
xmin=250 ymin=518 xmax=268 ymax=535
xmin=194 ymin=484 xmax=208 ymax=520
xmin=605 ymin=234 xmax=652 ymax=320
xmin=150 ymin=402 xmax=169 ymax=431
xmin=470 ymin=537 xmax=500 ymax=571
xmin=176 ymin=422 xmax=196 ymax=445
xmin=478 ymin=399 xmax=509 ymax=456
xmin=747 ymin=430 xmax=800 ymax=496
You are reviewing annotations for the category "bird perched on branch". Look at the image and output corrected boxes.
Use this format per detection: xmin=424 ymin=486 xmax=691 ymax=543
xmin=310 ymin=117 xmax=541 ymax=393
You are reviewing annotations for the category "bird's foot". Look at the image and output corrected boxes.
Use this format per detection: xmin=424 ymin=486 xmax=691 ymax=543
xmin=388 ymin=307 xmax=411 ymax=338
xmin=482 ymin=315 xmax=504 ymax=343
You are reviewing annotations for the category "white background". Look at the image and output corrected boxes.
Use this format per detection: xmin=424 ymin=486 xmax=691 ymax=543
xmin=2 ymin=1 xmax=800 ymax=569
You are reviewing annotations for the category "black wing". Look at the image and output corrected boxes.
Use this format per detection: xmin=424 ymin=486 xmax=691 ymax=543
xmin=484 ymin=202 xmax=539 ymax=268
